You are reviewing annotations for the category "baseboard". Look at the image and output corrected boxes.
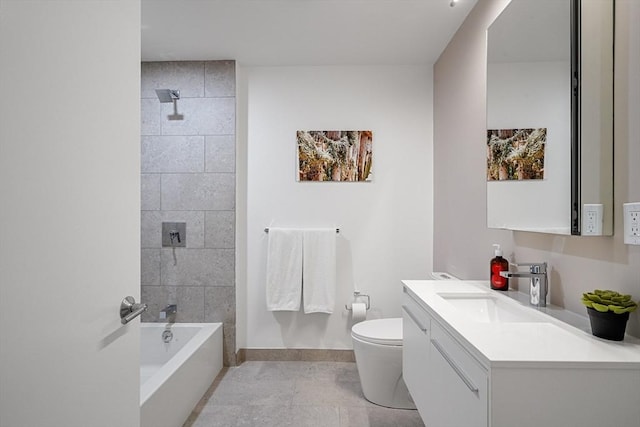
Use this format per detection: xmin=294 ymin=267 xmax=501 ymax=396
xmin=236 ymin=348 xmax=355 ymax=364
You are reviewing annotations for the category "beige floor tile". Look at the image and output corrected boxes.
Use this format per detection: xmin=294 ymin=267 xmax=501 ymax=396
xmin=184 ymin=361 xmax=423 ymax=427
xmin=339 ymin=406 xmax=425 ymax=427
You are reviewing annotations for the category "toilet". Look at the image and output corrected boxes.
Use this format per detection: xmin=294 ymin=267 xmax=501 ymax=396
xmin=351 ymin=318 xmax=415 ymax=409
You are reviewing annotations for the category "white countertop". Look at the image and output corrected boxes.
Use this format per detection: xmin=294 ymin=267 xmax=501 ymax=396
xmin=403 ymin=280 xmax=640 ymax=369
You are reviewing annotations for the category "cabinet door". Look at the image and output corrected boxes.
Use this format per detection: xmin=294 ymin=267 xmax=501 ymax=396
xmin=401 ymin=291 xmax=431 ymax=415
xmin=425 ymin=322 xmax=488 ymax=427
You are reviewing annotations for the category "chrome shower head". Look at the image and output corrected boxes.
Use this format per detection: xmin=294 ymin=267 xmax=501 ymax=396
xmin=155 ymin=89 xmax=180 ymax=103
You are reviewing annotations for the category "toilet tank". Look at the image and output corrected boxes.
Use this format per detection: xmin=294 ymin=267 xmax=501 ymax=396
xmin=430 ymin=272 xmax=460 ymax=280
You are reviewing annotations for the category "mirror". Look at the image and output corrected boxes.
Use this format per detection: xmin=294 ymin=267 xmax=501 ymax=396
xmin=486 ymin=0 xmax=613 ymax=236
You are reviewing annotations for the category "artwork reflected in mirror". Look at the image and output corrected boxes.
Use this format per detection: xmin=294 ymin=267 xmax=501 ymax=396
xmin=487 ymin=128 xmax=546 ymax=181
xmin=297 ymin=130 xmax=372 ymax=182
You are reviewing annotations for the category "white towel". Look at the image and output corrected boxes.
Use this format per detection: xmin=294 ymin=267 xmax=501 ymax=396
xmin=266 ymin=228 xmax=303 ymax=311
xmin=302 ymin=229 xmax=337 ymax=314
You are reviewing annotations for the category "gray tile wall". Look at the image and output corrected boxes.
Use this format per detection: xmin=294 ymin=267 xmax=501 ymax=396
xmin=140 ymin=61 xmax=236 ymax=366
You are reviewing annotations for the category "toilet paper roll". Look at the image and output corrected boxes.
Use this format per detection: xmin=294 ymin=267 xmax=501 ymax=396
xmin=351 ymin=302 xmax=367 ymax=324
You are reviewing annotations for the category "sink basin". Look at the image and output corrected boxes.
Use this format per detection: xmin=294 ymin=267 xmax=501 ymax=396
xmin=438 ymin=293 xmax=545 ymax=323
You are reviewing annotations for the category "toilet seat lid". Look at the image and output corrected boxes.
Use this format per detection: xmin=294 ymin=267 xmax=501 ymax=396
xmin=351 ymin=318 xmax=403 ymax=346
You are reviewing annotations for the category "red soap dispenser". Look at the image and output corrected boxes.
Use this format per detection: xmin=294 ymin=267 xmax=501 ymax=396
xmin=490 ymin=244 xmax=509 ymax=291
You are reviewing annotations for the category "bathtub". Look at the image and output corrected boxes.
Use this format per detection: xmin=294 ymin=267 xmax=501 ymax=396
xmin=140 ymin=323 xmax=223 ymax=427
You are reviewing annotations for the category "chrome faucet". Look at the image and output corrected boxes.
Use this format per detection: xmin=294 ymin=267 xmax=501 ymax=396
xmin=500 ymin=263 xmax=548 ymax=307
xmin=160 ymin=304 xmax=177 ymax=322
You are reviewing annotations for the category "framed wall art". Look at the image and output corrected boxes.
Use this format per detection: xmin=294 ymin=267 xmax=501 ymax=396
xmin=297 ymin=130 xmax=372 ymax=182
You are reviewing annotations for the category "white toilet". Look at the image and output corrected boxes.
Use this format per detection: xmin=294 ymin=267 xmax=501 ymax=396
xmin=351 ymin=318 xmax=416 ymax=409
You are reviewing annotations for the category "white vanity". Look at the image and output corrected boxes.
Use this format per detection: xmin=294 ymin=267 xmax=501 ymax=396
xmin=402 ymin=280 xmax=640 ymax=427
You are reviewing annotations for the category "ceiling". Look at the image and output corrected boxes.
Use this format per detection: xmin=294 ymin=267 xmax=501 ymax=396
xmin=141 ymin=0 xmax=478 ymax=66
xmin=488 ymin=0 xmax=569 ymax=63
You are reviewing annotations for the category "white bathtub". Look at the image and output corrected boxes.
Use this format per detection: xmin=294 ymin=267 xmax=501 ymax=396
xmin=140 ymin=323 xmax=223 ymax=427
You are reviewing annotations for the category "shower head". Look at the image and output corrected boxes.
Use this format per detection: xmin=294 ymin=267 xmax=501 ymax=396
xmin=155 ymin=89 xmax=180 ymax=103
xmin=155 ymin=88 xmax=184 ymax=120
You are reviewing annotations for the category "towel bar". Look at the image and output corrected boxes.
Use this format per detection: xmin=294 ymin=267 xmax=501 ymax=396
xmin=264 ymin=227 xmax=339 ymax=233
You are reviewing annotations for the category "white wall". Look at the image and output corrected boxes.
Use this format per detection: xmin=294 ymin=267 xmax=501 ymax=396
xmin=238 ymin=65 xmax=433 ymax=349
xmin=434 ymin=0 xmax=640 ymax=337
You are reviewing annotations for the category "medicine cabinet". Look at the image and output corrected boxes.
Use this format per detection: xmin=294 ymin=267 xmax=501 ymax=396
xmin=486 ymin=0 xmax=613 ymax=236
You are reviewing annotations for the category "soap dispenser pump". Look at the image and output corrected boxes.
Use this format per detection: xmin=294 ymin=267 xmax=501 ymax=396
xmin=490 ymin=244 xmax=509 ymax=291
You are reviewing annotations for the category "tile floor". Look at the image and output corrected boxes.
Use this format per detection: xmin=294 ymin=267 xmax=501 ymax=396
xmin=183 ymin=361 xmax=425 ymax=427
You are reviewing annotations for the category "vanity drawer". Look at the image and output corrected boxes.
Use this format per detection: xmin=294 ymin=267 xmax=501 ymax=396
xmin=426 ymin=321 xmax=488 ymax=427
xmin=401 ymin=288 xmax=431 ymax=415
xmin=402 ymin=288 xmax=430 ymax=333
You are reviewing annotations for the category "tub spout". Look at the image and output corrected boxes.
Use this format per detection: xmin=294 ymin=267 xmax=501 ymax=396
xmin=160 ymin=304 xmax=177 ymax=322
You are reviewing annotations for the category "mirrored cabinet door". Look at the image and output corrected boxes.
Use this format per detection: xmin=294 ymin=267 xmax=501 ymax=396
xmin=577 ymin=0 xmax=614 ymax=236
xmin=486 ymin=0 xmax=613 ymax=236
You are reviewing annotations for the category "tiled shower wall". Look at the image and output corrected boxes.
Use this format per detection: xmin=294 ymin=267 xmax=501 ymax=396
xmin=140 ymin=61 xmax=236 ymax=366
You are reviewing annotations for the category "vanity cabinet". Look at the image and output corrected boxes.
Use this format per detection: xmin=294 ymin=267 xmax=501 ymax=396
xmin=402 ymin=283 xmax=640 ymax=427
xmin=403 ymin=288 xmax=488 ymax=427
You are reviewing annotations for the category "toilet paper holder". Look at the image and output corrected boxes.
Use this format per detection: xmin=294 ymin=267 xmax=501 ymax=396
xmin=345 ymin=291 xmax=370 ymax=311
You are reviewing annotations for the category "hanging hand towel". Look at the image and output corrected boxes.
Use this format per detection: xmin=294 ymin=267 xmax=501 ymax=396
xmin=302 ymin=229 xmax=337 ymax=314
xmin=266 ymin=228 xmax=303 ymax=311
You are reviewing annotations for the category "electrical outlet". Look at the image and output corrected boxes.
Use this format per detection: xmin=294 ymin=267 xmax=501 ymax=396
xmin=582 ymin=204 xmax=603 ymax=236
xmin=623 ymin=202 xmax=640 ymax=245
